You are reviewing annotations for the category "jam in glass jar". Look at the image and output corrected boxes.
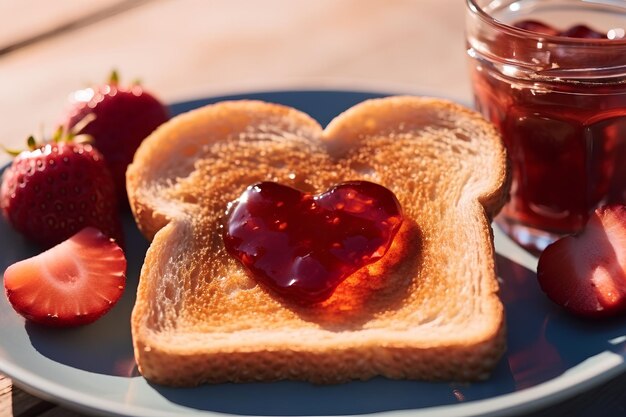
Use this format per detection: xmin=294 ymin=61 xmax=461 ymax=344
xmin=466 ymin=0 xmax=626 ymax=253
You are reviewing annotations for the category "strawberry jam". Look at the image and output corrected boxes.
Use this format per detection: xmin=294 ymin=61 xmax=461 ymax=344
xmin=467 ymin=7 xmax=626 ymax=251
xmin=223 ymin=181 xmax=403 ymax=304
xmin=513 ymin=20 xmax=607 ymax=39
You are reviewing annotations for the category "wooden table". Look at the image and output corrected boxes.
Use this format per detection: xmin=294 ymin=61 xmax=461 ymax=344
xmin=0 ymin=1 xmax=625 ymax=416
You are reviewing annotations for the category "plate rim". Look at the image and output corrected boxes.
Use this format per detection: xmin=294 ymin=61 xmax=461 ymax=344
xmin=1 ymin=88 xmax=625 ymax=417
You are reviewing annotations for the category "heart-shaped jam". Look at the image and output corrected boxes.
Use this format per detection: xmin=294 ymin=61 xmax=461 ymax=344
xmin=223 ymin=181 xmax=403 ymax=304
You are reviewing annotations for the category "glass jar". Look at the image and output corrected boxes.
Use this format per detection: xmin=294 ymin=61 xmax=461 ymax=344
xmin=466 ymin=0 xmax=626 ymax=253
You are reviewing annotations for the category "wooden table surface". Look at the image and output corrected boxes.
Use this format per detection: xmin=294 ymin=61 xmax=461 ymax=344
xmin=0 ymin=1 xmax=625 ymax=416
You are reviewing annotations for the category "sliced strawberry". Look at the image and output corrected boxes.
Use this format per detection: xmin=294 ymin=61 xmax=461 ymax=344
xmin=537 ymin=204 xmax=626 ymax=318
xmin=3 ymin=227 xmax=127 ymax=327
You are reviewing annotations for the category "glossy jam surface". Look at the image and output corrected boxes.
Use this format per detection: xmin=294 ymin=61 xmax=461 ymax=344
xmin=471 ymin=21 xmax=626 ymax=238
xmin=223 ymin=181 xmax=403 ymax=304
xmin=513 ymin=20 xmax=606 ymax=38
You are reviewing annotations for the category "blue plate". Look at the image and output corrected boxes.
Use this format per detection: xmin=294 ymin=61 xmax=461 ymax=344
xmin=0 ymin=90 xmax=625 ymax=417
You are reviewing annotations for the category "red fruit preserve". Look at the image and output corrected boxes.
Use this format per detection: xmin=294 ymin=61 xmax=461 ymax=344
xmin=223 ymin=181 xmax=403 ymax=304
xmin=466 ymin=0 xmax=626 ymax=252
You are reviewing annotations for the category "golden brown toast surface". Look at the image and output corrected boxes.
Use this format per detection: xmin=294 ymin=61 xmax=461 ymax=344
xmin=126 ymin=97 xmax=509 ymax=386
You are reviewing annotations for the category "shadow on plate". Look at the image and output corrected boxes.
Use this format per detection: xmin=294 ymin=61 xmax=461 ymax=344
xmin=148 ymin=253 xmax=626 ymax=416
xmin=19 ymin=210 xmax=147 ymax=377
xmin=496 ymin=254 xmax=626 ymax=390
xmin=150 ymin=373 xmax=513 ymax=416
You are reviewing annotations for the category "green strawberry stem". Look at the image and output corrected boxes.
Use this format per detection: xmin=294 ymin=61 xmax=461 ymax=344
xmin=27 ymin=136 xmax=37 ymax=150
xmin=1 ymin=144 xmax=23 ymax=157
xmin=109 ymin=69 xmax=119 ymax=85
xmin=52 ymin=126 xmax=64 ymax=143
xmin=1 ymin=136 xmax=36 ymax=157
xmin=3 ymin=114 xmax=96 ymax=158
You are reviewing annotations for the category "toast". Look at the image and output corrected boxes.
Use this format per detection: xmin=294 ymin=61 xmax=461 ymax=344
xmin=126 ymin=96 xmax=510 ymax=386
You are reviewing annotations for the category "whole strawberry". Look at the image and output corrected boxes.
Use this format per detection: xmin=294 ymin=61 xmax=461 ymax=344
xmin=63 ymin=71 xmax=169 ymax=202
xmin=0 ymin=136 xmax=123 ymax=248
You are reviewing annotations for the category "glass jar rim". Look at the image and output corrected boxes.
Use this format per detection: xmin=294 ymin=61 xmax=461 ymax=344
xmin=466 ymin=0 xmax=626 ymax=45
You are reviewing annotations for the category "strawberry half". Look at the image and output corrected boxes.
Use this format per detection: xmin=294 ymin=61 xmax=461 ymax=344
xmin=63 ymin=71 xmax=169 ymax=202
xmin=3 ymin=227 xmax=126 ymax=327
xmin=537 ymin=204 xmax=626 ymax=318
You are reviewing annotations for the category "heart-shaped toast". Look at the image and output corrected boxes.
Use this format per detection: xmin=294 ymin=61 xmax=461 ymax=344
xmin=127 ymin=96 xmax=509 ymax=386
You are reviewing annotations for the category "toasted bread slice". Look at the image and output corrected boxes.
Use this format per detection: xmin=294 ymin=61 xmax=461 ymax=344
xmin=126 ymin=96 xmax=509 ymax=386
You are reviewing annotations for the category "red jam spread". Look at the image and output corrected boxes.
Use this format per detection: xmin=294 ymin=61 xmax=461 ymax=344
xmin=223 ymin=181 xmax=403 ymax=304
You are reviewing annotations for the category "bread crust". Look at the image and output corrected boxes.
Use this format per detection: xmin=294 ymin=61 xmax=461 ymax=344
xmin=127 ymin=97 xmax=509 ymax=386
